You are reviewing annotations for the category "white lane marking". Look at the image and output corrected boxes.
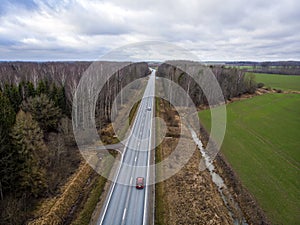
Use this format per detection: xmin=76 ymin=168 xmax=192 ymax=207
xmin=135 ymin=156 xmax=137 ymax=162
xmin=122 ymin=208 xmax=127 ymax=221
xmin=130 ymin=177 xmax=133 ymax=184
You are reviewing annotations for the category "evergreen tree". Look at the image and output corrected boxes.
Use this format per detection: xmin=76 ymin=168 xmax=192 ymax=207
xmin=48 ymin=84 xmax=69 ymax=115
xmin=21 ymin=94 xmax=62 ymax=131
xmin=18 ymin=81 xmax=25 ymax=99
xmin=25 ymin=81 xmax=36 ymax=98
xmin=0 ymin=91 xmax=16 ymax=130
xmin=3 ymin=84 xmax=22 ymax=112
xmin=48 ymin=83 xmax=58 ymax=105
xmin=0 ymin=92 xmax=16 ymax=199
xmin=19 ymin=81 xmax=36 ymax=100
xmin=10 ymin=86 xmax=22 ymax=112
xmin=57 ymin=86 xmax=68 ymax=115
xmin=36 ymin=80 xmax=49 ymax=96
xmin=10 ymin=110 xmax=47 ymax=197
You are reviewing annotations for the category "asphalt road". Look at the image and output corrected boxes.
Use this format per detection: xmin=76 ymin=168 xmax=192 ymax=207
xmin=97 ymin=69 xmax=155 ymax=225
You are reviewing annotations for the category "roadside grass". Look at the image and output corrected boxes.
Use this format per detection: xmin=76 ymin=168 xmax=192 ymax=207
xmin=199 ymin=93 xmax=300 ymax=225
xmin=155 ymin=143 xmax=165 ymax=225
xmin=71 ymin=175 xmax=107 ymax=225
xmin=155 ymin=97 xmax=165 ymax=225
xmin=129 ymin=100 xmax=141 ymax=125
xmin=249 ymin=72 xmax=300 ymax=91
xmin=72 ymin=152 xmax=116 ymax=225
xmin=110 ymin=99 xmax=142 ymax=145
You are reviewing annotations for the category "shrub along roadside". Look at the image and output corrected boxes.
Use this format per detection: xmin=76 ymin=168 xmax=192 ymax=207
xmin=28 ymin=162 xmax=93 ymax=225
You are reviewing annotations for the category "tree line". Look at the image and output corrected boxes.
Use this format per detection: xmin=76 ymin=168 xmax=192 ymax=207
xmin=156 ymin=61 xmax=257 ymax=106
xmin=225 ymin=61 xmax=300 ymax=75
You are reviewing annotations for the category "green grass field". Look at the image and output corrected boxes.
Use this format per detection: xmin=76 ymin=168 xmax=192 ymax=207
xmin=199 ymin=94 xmax=300 ymax=224
xmin=250 ymin=73 xmax=300 ymax=91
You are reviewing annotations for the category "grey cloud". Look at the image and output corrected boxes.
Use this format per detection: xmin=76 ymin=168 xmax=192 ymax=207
xmin=0 ymin=0 xmax=299 ymax=61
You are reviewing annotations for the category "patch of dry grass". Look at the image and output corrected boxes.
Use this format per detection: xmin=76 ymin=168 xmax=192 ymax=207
xmin=28 ymin=162 xmax=93 ymax=225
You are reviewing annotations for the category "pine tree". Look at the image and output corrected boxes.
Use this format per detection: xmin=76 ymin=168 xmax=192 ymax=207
xmin=48 ymin=83 xmax=58 ymax=105
xmin=0 ymin=91 xmax=16 ymax=130
xmin=10 ymin=110 xmax=47 ymax=197
xmin=0 ymin=130 xmax=15 ymax=199
xmin=0 ymin=92 xmax=16 ymax=199
xmin=24 ymin=81 xmax=36 ymax=98
xmin=21 ymin=94 xmax=62 ymax=131
xmin=10 ymin=85 xmax=22 ymax=112
xmin=57 ymin=86 xmax=68 ymax=115
xmin=48 ymin=84 xmax=69 ymax=115
xmin=3 ymin=84 xmax=22 ymax=112
xmin=36 ymin=80 xmax=49 ymax=96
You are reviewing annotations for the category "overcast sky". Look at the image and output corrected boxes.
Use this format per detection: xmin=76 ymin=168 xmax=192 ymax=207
xmin=0 ymin=0 xmax=299 ymax=61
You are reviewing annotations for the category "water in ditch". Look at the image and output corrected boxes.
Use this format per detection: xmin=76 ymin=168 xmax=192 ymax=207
xmin=190 ymin=128 xmax=248 ymax=225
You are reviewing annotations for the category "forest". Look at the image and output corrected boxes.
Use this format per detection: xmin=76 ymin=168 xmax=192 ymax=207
xmin=0 ymin=61 xmax=149 ymax=224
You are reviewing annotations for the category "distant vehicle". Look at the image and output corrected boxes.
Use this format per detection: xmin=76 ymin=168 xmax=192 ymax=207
xmin=136 ymin=177 xmax=144 ymax=189
xmin=147 ymin=107 xmax=151 ymax=111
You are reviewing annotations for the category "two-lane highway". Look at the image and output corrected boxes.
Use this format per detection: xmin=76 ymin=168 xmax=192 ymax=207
xmin=97 ymin=69 xmax=155 ymax=225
